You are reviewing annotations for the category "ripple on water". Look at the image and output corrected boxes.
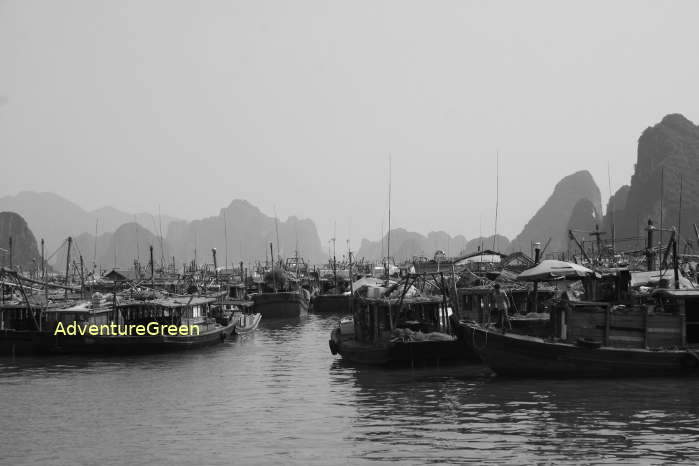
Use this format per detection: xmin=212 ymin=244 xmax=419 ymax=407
xmin=1 ymin=315 xmax=699 ymax=464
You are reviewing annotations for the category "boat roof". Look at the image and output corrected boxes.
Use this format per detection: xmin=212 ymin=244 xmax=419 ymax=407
xmin=363 ymin=295 xmax=443 ymax=305
xmin=652 ymin=289 xmax=699 ymax=298
xmin=119 ymin=296 xmax=217 ymax=308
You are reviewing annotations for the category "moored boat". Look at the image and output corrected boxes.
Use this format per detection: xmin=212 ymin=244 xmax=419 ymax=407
xmin=252 ymin=290 xmax=309 ymax=318
xmin=462 ymin=287 xmax=699 ymax=378
xmin=329 ymin=277 xmax=474 ymax=366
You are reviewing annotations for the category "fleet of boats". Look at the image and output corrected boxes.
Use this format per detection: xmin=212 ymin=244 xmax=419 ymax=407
xmin=3 ymin=219 xmax=699 ymax=380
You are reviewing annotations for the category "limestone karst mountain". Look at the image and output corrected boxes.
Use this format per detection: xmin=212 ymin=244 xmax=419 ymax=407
xmin=612 ymin=114 xmax=699 ymax=250
xmin=356 ymin=229 xmax=484 ymax=261
xmin=166 ymin=199 xmax=326 ymax=266
xmin=0 ymin=211 xmax=40 ymax=271
xmin=0 ymin=191 xmax=178 ymax=262
xmin=508 ymin=170 xmax=602 ymax=255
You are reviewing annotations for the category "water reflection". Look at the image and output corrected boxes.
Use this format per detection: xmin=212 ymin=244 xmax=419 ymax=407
xmin=1 ymin=314 xmax=699 ymax=464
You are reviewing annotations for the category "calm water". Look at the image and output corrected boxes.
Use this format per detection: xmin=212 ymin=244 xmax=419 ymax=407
xmin=2 ymin=314 xmax=699 ymax=465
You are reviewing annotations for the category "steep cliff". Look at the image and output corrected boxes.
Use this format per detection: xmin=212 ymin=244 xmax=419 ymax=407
xmin=508 ymin=170 xmax=602 ymax=254
xmin=614 ymin=114 xmax=699 ymax=247
xmin=0 ymin=211 xmax=40 ymax=271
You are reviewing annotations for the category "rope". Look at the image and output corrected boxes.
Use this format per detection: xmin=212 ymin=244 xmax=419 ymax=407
xmin=45 ymin=238 xmax=68 ymax=264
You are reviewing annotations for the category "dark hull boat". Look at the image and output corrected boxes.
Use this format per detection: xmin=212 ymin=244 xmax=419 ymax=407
xmin=252 ymin=291 xmax=309 ymax=318
xmin=311 ymin=293 xmax=350 ymax=314
xmin=1 ymin=321 xmax=237 ymax=356
xmin=330 ymin=327 xmax=471 ymax=366
xmin=58 ymin=321 xmax=236 ymax=355
xmin=328 ymin=278 xmax=475 ymax=367
xmin=462 ymin=323 xmax=699 ymax=378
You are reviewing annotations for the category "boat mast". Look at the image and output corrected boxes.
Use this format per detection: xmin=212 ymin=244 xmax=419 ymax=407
xmin=659 ymin=167 xmax=664 ymax=266
xmin=492 ymin=150 xmax=499 ymax=251
xmin=65 ymin=236 xmax=72 ymax=299
xmin=607 ymin=162 xmax=615 ymax=255
xmin=386 ymin=155 xmax=392 ymax=281
xmin=223 ymin=209 xmax=229 ymax=271
xmin=273 ymin=205 xmax=280 ymax=267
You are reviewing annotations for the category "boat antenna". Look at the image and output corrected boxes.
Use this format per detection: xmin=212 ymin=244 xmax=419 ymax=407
xmin=492 ymin=149 xmax=499 ymax=250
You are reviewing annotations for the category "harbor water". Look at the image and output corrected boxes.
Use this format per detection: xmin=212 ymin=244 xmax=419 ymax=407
xmin=2 ymin=315 xmax=699 ymax=465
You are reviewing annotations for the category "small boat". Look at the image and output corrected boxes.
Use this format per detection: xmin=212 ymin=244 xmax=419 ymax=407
xmin=329 ymin=279 xmax=474 ymax=366
xmin=232 ymin=311 xmax=262 ymax=335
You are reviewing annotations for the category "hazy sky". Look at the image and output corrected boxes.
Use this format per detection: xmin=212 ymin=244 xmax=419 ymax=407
xmin=2 ymin=1 xmax=698 ymax=250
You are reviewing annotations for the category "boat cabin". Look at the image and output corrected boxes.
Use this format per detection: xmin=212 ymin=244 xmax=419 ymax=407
xmin=552 ymin=288 xmax=699 ymax=349
xmin=351 ymin=295 xmax=448 ymax=343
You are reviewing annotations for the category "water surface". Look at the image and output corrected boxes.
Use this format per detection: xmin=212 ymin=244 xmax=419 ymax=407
xmin=1 ymin=314 xmax=699 ymax=465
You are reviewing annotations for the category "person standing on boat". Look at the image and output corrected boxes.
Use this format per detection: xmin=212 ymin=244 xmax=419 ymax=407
xmin=492 ymin=283 xmax=510 ymax=328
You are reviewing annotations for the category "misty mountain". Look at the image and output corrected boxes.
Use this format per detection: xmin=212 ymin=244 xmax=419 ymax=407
xmin=166 ymin=199 xmax=326 ymax=266
xmin=0 ymin=191 xmax=179 ymax=261
xmin=613 ymin=114 xmax=699 ymax=248
xmin=463 ymin=235 xmax=510 ymax=254
xmin=508 ymin=170 xmax=602 ymax=255
xmin=0 ymin=211 xmax=40 ymax=271
xmin=53 ymin=223 xmax=171 ymax=272
xmin=356 ymin=229 xmax=471 ymax=261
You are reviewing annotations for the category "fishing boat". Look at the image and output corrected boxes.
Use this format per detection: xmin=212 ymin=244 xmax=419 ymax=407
xmin=252 ymin=290 xmax=309 ymax=318
xmin=462 ymin=279 xmax=699 ymax=377
xmin=328 ymin=278 xmax=473 ymax=366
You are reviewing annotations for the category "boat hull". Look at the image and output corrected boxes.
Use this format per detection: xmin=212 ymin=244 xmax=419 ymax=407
xmin=252 ymin=292 xmax=309 ymax=318
xmin=330 ymin=328 xmax=475 ymax=366
xmin=311 ymin=294 xmax=351 ymax=313
xmin=462 ymin=323 xmax=699 ymax=378
xmin=0 ymin=321 xmax=236 ymax=356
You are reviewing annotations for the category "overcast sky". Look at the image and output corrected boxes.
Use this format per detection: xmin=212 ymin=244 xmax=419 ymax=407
xmin=2 ymin=0 xmax=698 ymax=249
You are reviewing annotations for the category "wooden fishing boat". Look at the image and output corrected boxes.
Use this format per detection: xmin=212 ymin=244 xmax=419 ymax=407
xmin=462 ymin=288 xmax=699 ymax=377
xmin=252 ymin=290 xmax=309 ymax=318
xmin=311 ymin=293 xmax=351 ymax=313
xmin=1 ymin=293 xmax=237 ymax=355
xmin=328 ymin=279 xmax=474 ymax=366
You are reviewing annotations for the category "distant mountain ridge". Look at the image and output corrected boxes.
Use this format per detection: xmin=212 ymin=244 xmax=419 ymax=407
xmin=355 ymin=229 xmax=510 ymax=261
xmin=0 ymin=191 xmax=179 ymax=260
xmin=166 ymin=199 xmax=326 ymax=266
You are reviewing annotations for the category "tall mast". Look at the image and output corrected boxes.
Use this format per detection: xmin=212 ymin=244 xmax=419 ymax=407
xmin=93 ymin=218 xmax=98 ymax=271
xmin=659 ymin=167 xmax=664 ymax=262
xmin=678 ymin=175 xmax=684 ymax=245
xmin=386 ymin=154 xmax=392 ymax=279
xmin=492 ymin=150 xmax=499 ymax=250
xmin=223 ymin=209 xmax=229 ymax=270
xmin=65 ymin=236 xmax=72 ymax=298
xmin=158 ymin=205 xmax=165 ymax=269
xmin=607 ymin=162 xmax=615 ymax=255
xmin=273 ymin=205 xmax=280 ymax=266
